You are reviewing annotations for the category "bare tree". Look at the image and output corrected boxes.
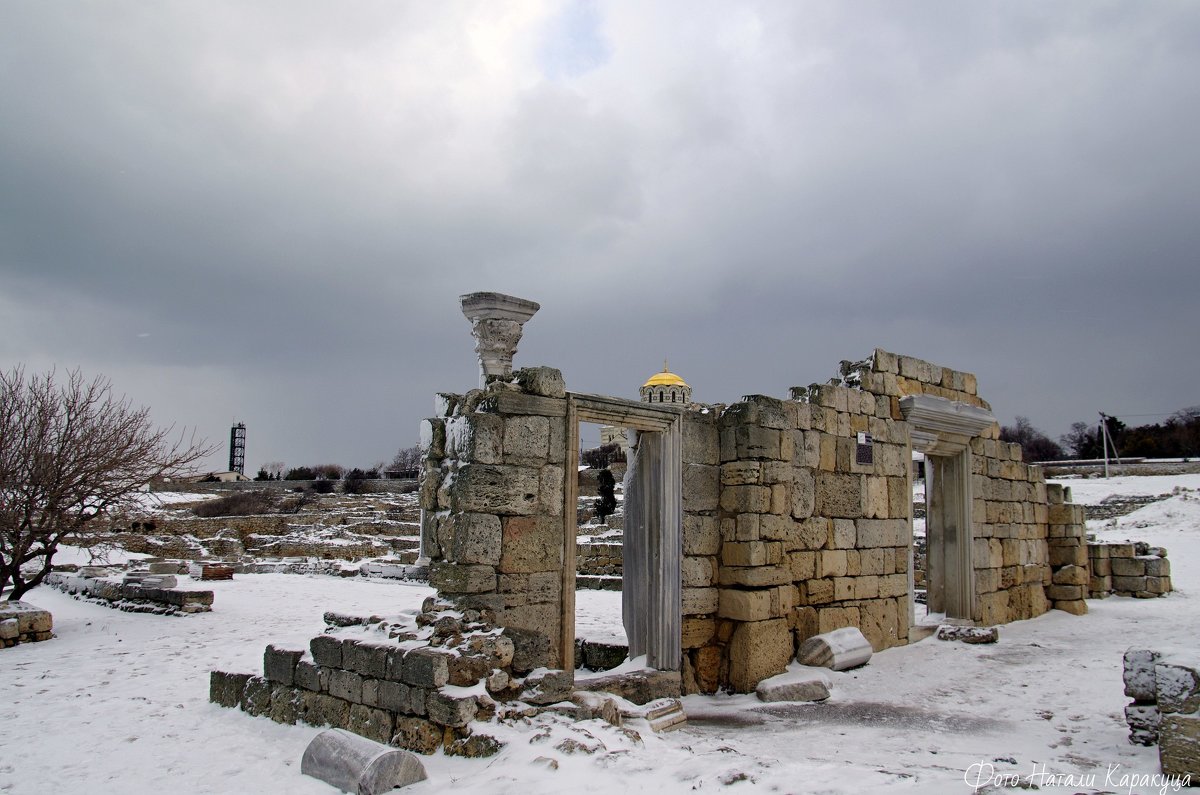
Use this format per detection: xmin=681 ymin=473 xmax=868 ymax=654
xmin=1 ymin=367 xmax=212 ymax=599
xmin=389 ymin=445 xmax=421 ymax=475
xmin=262 ymin=460 xmax=286 ymax=479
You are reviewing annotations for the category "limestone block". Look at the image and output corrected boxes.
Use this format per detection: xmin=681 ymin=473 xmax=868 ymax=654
xmin=377 ymin=680 xmax=411 ymax=713
xmin=426 ymin=691 xmax=479 ymax=727
xmin=683 ymin=413 xmax=720 ymax=465
xmin=722 ymin=541 xmax=781 ymax=567
xmin=499 ymin=515 xmax=561 ymax=574
xmin=503 ymin=626 xmax=552 ymax=674
xmin=345 ymin=642 xmax=391 ymax=680
xmin=1112 ymin=575 xmax=1149 ymax=593
xmin=449 ymin=464 xmax=540 ymax=515
xmin=499 ymin=571 xmax=560 ymax=606
xmin=815 ymin=473 xmax=863 ymax=518
xmin=682 ymin=617 xmax=715 ymax=648
xmin=1147 ymin=576 xmax=1172 ymax=595
xmin=1045 ymin=584 xmax=1084 ymax=602
xmin=393 ymin=716 xmax=444 ymax=755
xmin=1159 ymin=714 xmax=1200 ymax=778
xmin=722 ymin=462 xmax=761 ymax=486
xmin=682 ymin=587 xmax=719 ymax=616
xmin=310 ymin=635 xmax=344 ymax=669
xmin=792 ymin=518 xmax=828 ymax=551
xmin=264 ymin=645 xmax=304 ymax=687
xmin=241 ymin=676 xmax=274 ymax=717
xmin=502 ymin=415 xmax=550 ymax=464
xmin=856 ymin=519 xmax=905 ymax=549
xmin=729 ymin=618 xmax=793 ymax=692
xmin=682 ymin=463 xmax=719 ymax=512
xmin=1124 ymin=648 xmax=1162 ymax=702
xmin=539 ymin=465 xmax=564 ymax=515
xmin=1048 ymin=544 xmax=1087 ymax=568
xmin=328 ymin=670 xmax=364 ymax=704
xmin=301 ymin=728 xmax=426 ymax=793
xmin=445 ymin=413 xmax=503 ymax=464
xmin=1112 ymin=557 xmax=1147 ymax=577
xmin=805 ymin=578 xmax=834 ymax=605
xmin=1126 ymin=706 xmax=1159 ymax=747
xmin=447 ymin=512 xmax=503 ymax=566
xmin=430 ymin=562 xmax=497 ymax=594
xmin=513 ymin=366 xmax=566 ymax=398
xmin=720 ymin=484 xmax=771 ymax=514
xmin=209 ymin=671 xmax=252 ymax=709
xmin=1145 ymin=556 xmax=1171 ymax=577
xmin=790 ymin=468 xmax=815 ymax=519
xmin=683 ymin=514 xmax=719 ymax=556
xmin=519 ymin=669 xmax=574 ymax=706
xmin=755 ymin=668 xmax=831 ymax=703
xmin=787 ymin=551 xmax=815 ymax=581
xmin=796 ymin=626 xmax=872 ymax=671
xmin=1156 ymin=659 xmax=1200 ymax=715
xmin=718 ymin=565 xmax=791 ymax=587
xmin=718 ymin=589 xmax=773 ymax=621
xmin=816 ymin=550 xmax=848 ymax=578
xmin=681 ymin=555 xmax=715 ymax=587
xmin=419 ymin=418 xmax=445 ymax=460
xmin=1051 ymin=565 xmax=1089 ymax=586
xmin=0 ymin=618 xmax=17 ymax=641
xmin=400 ymin=649 xmax=451 ymax=689
xmin=853 ymin=576 xmax=880 ymax=600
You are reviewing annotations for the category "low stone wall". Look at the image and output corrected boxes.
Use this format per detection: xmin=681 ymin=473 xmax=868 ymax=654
xmin=1122 ymin=648 xmax=1200 ymax=778
xmin=0 ymin=601 xmax=53 ymax=647
xmin=45 ymin=571 xmax=214 ymax=615
xmin=1089 ymin=542 xmax=1172 ymax=598
xmin=211 ymin=597 xmax=637 ymax=757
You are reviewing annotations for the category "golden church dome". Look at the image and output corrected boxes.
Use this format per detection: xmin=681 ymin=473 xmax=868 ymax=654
xmin=642 ymin=362 xmax=689 ymax=389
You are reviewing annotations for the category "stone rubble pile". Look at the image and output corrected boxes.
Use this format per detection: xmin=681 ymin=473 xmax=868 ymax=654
xmin=211 ymin=596 xmax=655 ymax=758
xmin=1122 ymin=647 xmax=1200 ymax=778
xmin=0 ymin=601 xmax=53 ymax=648
xmin=1089 ymin=542 xmax=1172 ymax=599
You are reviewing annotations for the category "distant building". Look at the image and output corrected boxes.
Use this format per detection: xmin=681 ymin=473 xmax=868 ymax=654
xmin=598 ymin=362 xmax=692 ymax=448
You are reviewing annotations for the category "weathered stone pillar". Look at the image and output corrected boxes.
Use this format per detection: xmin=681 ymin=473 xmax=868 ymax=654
xmin=460 ymin=292 xmax=540 ymax=388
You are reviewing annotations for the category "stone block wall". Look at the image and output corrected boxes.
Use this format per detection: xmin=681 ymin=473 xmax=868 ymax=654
xmin=1122 ymin=648 xmax=1200 ymax=779
xmin=1090 ymin=542 xmax=1172 ymax=598
xmin=45 ymin=571 xmax=214 ymax=615
xmin=419 ymin=367 xmax=569 ymax=671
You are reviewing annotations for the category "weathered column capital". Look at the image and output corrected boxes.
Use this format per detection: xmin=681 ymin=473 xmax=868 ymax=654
xmin=460 ymin=292 xmax=540 ymax=387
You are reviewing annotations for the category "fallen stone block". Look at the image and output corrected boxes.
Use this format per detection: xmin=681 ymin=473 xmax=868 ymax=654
xmin=1159 ymin=714 xmax=1200 ymax=778
xmin=301 ymin=727 xmax=426 ymax=794
xmin=1124 ymin=648 xmax=1162 ymax=702
xmin=644 ymin=698 xmax=687 ymax=732
xmin=936 ymin=625 xmax=999 ymax=644
xmin=1126 ymin=703 xmax=1161 ymax=746
xmin=520 ymin=668 xmax=574 ymax=705
xmin=1156 ymin=658 xmax=1200 ymax=715
xmin=755 ymin=667 xmax=831 ymax=703
xmin=796 ymin=627 xmax=872 ymax=671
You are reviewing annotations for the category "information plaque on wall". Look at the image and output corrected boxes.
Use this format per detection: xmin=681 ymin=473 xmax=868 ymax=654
xmin=855 ymin=432 xmax=874 ymax=465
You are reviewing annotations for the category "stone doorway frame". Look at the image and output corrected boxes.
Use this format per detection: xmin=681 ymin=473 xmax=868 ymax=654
xmin=563 ymin=393 xmax=683 ymax=671
xmin=901 ymin=394 xmax=995 ymax=625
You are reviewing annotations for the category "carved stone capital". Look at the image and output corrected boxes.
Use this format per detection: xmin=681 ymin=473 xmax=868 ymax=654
xmin=460 ymin=292 xmax=540 ymax=387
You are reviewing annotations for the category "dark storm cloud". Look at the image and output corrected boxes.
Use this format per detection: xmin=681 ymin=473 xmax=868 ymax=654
xmin=1 ymin=0 xmax=1197 ymax=469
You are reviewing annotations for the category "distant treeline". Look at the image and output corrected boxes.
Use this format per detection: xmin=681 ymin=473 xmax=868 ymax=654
xmin=1001 ymin=408 xmax=1200 ymax=462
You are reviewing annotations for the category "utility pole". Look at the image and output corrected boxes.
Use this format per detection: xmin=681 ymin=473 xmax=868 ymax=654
xmin=1099 ymin=412 xmax=1122 ymax=478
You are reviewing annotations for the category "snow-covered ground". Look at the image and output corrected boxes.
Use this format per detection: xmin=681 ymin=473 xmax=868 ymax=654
xmin=3 ymin=478 xmax=1198 ymax=794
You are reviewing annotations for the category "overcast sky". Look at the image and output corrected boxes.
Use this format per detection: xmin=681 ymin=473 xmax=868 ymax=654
xmin=2 ymin=1 xmax=1197 ymax=472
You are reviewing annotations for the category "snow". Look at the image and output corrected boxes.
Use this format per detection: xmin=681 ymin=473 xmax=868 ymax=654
xmin=5 ymin=478 xmax=1200 ymax=793
xmin=1049 ymin=473 xmax=1200 ymax=505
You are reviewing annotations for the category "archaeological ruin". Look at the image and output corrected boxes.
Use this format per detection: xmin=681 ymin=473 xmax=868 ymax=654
xmin=212 ymin=290 xmax=1175 ymax=756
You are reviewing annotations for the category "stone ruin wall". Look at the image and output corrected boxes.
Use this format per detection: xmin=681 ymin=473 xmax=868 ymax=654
xmin=418 ymin=367 xmax=571 ymax=671
xmin=417 ymin=349 xmax=1093 ymax=693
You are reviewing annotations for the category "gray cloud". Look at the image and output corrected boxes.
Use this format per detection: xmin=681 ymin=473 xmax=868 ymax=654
xmin=2 ymin=1 xmax=1197 ymax=470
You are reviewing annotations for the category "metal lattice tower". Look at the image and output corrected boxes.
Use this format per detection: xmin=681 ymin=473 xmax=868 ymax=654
xmin=228 ymin=423 xmax=246 ymax=475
